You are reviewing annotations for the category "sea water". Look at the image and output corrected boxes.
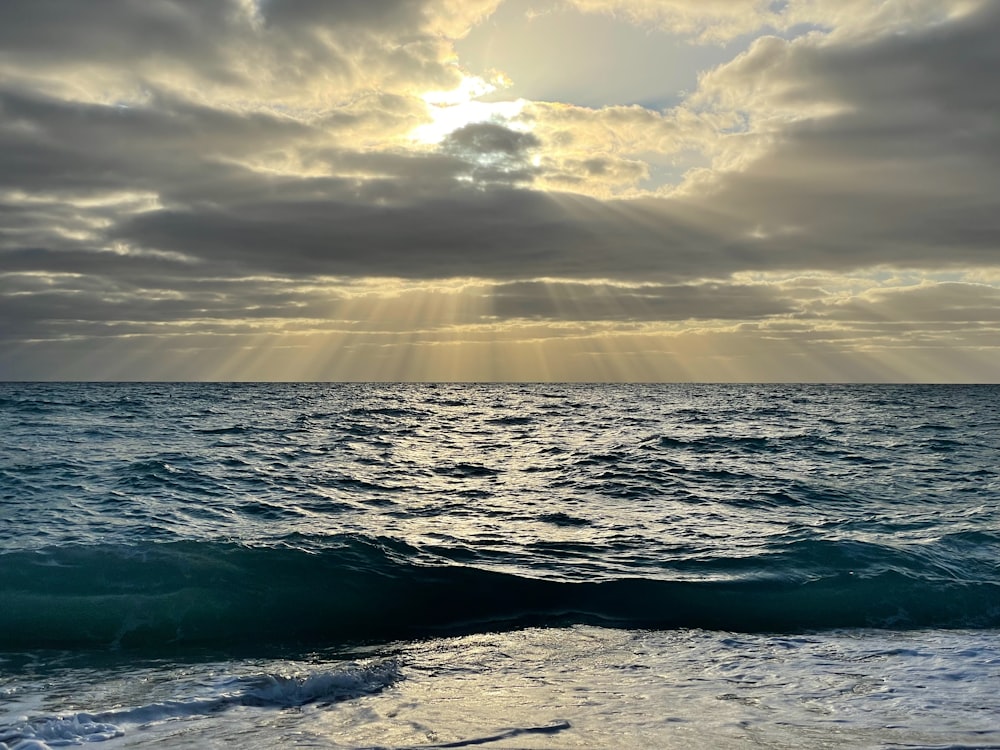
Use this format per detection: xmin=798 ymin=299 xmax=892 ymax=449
xmin=1 ymin=383 xmax=998 ymax=749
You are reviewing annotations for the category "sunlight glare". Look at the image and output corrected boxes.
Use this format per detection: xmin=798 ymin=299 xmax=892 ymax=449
xmin=411 ymin=73 xmax=527 ymax=144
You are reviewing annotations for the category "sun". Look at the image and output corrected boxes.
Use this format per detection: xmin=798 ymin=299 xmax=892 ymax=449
xmin=410 ymin=73 xmax=527 ymax=145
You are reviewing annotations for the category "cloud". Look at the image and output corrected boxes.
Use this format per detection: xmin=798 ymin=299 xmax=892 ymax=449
xmin=4 ymin=1 xmax=996 ymax=284
xmin=442 ymin=122 xmax=541 ymax=183
xmin=815 ymin=282 xmax=1000 ymax=324
xmin=1 ymin=0 xmax=999 ymax=379
xmin=675 ymin=0 xmax=1000 ymax=268
xmin=0 ymin=0 xmax=485 ymax=109
xmin=0 ymin=1 xmax=242 ymax=81
xmin=0 ymin=86 xmax=320 ymax=193
xmin=490 ymin=280 xmax=794 ymax=320
xmin=445 ymin=121 xmax=540 ymax=156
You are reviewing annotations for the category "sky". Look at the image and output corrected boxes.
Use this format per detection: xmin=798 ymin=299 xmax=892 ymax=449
xmin=2 ymin=0 xmax=999 ymax=381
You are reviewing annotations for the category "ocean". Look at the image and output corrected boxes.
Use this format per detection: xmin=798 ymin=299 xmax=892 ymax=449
xmin=1 ymin=382 xmax=998 ymax=749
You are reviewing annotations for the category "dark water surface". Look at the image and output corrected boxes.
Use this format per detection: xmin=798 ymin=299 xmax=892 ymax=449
xmin=2 ymin=383 xmax=999 ymax=748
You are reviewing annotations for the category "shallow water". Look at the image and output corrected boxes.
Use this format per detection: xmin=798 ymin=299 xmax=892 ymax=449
xmin=3 ymin=627 xmax=999 ymax=749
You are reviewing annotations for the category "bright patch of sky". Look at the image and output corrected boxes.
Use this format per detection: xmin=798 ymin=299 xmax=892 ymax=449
xmin=456 ymin=0 xmax=744 ymax=110
xmin=411 ymin=77 xmax=528 ymax=144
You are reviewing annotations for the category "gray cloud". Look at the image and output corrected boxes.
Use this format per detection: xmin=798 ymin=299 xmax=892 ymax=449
xmin=686 ymin=1 xmax=1000 ymax=270
xmin=490 ymin=281 xmax=794 ymax=321
xmin=0 ymin=86 xmax=320 ymax=201
xmin=4 ymin=3 xmax=999 ymax=285
xmin=108 ymin=186 xmax=762 ymax=281
xmin=1 ymin=0 xmax=1000 ymax=378
xmin=445 ymin=122 xmax=540 ymax=156
xmin=257 ymin=0 xmax=424 ymax=31
xmin=815 ymin=283 xmax=1000 ymax=324
xmin=0 ymin=0 xmax=469 ymax=105
xmin=0 ymin=0 xmax=241 ymax=80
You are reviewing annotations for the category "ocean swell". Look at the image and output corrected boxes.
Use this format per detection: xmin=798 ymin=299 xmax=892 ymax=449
xmin=1 ymin=537 xmax=997 ymax=650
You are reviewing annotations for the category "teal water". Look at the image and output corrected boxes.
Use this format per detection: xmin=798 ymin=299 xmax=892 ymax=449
xmin=1 ymin=383 xmax=999 ymax=748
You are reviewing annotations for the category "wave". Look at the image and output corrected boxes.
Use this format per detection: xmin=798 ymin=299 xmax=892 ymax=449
xmin=1 ymin=537 xmax=998 ymax=650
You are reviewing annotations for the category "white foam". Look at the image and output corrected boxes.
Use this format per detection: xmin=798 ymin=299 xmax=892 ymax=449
xmin=0 ymin=659 xmax=400 ymax=749
xmin=0 ymin=714 xmax=122 ymax=748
